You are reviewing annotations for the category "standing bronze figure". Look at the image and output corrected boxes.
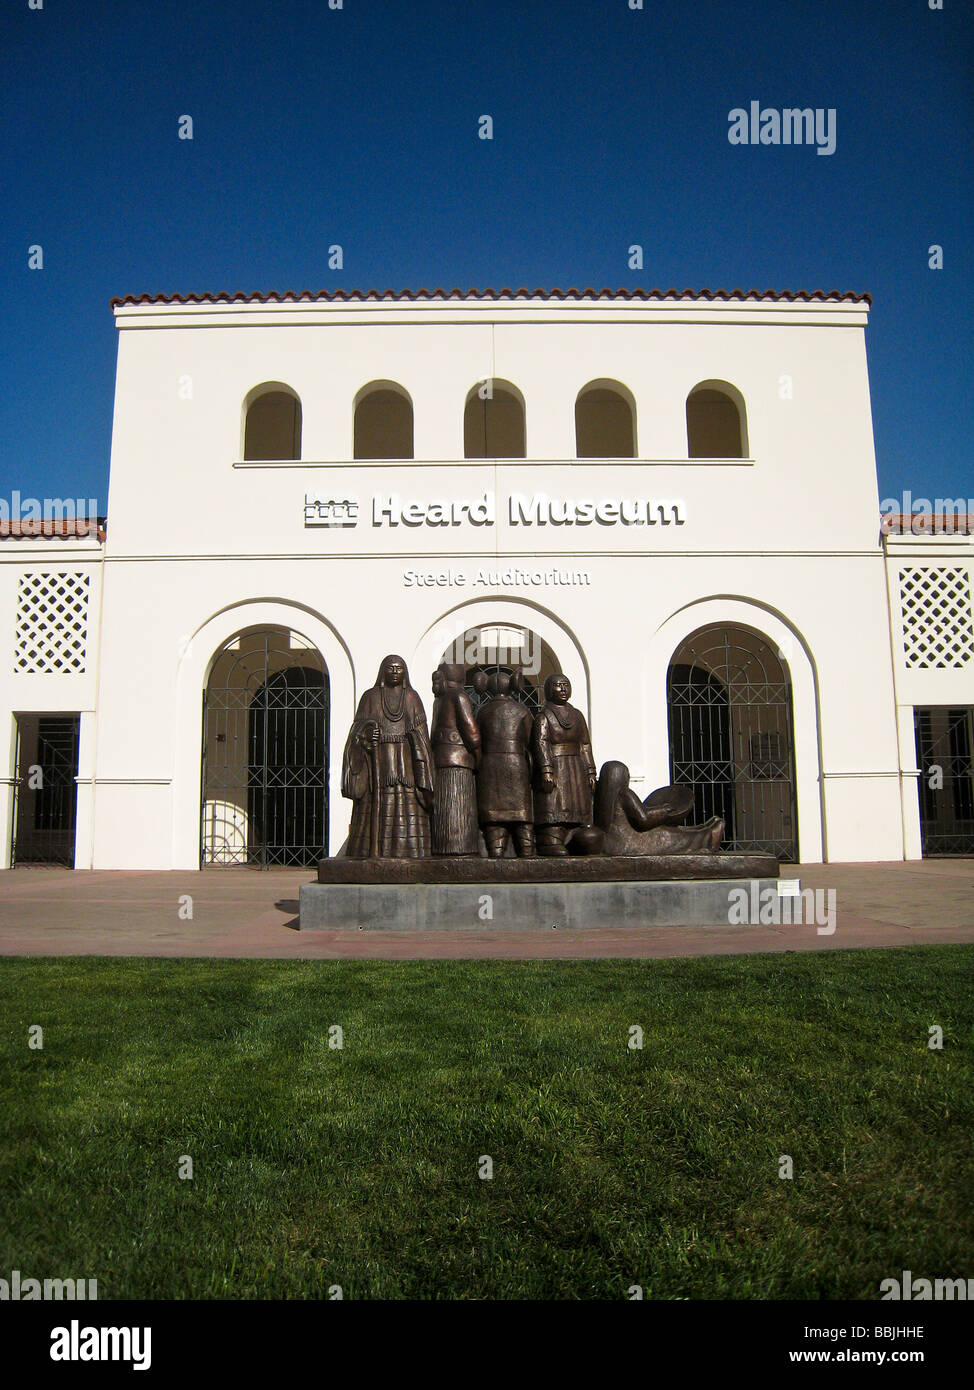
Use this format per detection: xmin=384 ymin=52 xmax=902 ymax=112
xmin=475 ymin=670 xmax=536 ymax=857
xmin=341 ymin=654 xmax=433 ymax=858
xmin=532 ymin=673 xmax=596 ymax=856
xmin=429 ymin=662 xmax=481 ymax=856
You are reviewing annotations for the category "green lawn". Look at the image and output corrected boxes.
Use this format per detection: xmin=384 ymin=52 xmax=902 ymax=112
xmin=1 ymin=947 xmax=972 ymax=1300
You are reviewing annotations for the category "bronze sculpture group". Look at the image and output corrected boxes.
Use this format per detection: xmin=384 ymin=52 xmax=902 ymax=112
xmin=341 ymin=655 xmax=723 ymax=861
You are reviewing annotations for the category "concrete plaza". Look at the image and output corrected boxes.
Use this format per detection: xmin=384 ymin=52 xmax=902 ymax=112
xmin=0 ymin=859 xmax=972 ymax=959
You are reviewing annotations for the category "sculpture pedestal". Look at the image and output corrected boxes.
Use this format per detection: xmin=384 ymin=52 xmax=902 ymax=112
xmin=299 ymin=854 xmax=785 ymax=930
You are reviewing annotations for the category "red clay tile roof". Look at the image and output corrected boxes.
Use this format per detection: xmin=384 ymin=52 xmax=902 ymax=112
xmin=0 ymin=518 xmax=106 ymax=542
xmin=111 ymin=286 xmax=872 ymax=308
xmin=882 ymin=513 xmax=972 ymax=535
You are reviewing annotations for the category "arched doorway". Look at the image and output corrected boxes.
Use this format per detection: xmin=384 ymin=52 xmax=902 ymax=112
xmin=201 ymin=627 xmax=329 ymax=866
xmin=667 ymin=625 xmax=798 ymax=860
xmin=439 ymin=624 xmax=561 ymax=714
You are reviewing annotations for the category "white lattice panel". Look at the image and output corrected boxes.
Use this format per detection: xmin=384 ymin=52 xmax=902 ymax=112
xmin=14 ymin=571 xmax=90 ymax=673
xmin=899 ymin=567 xmax=973 ymax=668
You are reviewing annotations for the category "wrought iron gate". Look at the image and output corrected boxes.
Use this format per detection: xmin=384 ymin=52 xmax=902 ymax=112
xmin=667 ymin=626 xmax=798 ymax=861
xmin=10 ymin=714 xmax=80 ymax=867
xmin=914 ymin=707 xmax=974 ymax=855
xmin=201 ymin=629 xmax=328 ymax=867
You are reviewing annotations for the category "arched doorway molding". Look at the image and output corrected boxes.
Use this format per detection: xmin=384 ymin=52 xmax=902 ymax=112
xmin=172 ymin=600 xmax=355 ymax=865
xmin=411 ymin=597 xmax=591 ymax=725
xmin=647 ymin=597 xmax=823 ymax=862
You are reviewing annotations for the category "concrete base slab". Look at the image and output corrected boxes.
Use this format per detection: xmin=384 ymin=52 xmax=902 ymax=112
xmin=298 ymin=876 xmax=788 ymax=931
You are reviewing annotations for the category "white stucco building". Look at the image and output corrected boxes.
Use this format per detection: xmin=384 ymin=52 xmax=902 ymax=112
xmin=2 ymin=286 xmax=971 ymax=870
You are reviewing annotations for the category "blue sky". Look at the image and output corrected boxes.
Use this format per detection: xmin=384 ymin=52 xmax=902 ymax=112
xmin=1 ymin=0 xmax=971 ymax=513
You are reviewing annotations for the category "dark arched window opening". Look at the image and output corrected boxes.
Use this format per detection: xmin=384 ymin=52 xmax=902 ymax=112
xmin=464 ymin=382 xmax=525 ymax=458
xmin=354 ymin=384 xmax=414 ymax=459
xmin=244 ymin=388 xmax=302 ymax=461
xmin=575 ymin=382 xmax=636 ymax=458
xmin=686 ymin=385 xmax=745 ymax=458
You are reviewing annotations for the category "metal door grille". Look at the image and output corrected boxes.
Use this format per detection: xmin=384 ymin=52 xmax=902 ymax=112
xmin=914 ymin=707 xmax=974 ymax=855
xmin=667 ymin=626 xmax=798 ymax=861
xmin=11 ymin=714 xmax=80 ymax=867
xmin=201 ymin=629 xmax=328 ymax=867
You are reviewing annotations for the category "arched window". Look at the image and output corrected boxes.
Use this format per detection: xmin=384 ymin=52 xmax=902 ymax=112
xmin=464 ymin=381 xmax=525 ymax=458
xmin=575 ymin=381 xmax=636 ymax=458
xmin=354 ymin=382 xmax=414 ymax=459
xmin=243 ymin=385 xmax=302 ymax=461
xmin=686 ymin=382 xmax=747 ymax=459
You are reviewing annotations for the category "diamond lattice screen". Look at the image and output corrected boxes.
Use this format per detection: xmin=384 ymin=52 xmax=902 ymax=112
xmin=899 ymin=567 xmax=974 ymax=668
xmin=14 ymin=572 xmax=90 ymax=674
